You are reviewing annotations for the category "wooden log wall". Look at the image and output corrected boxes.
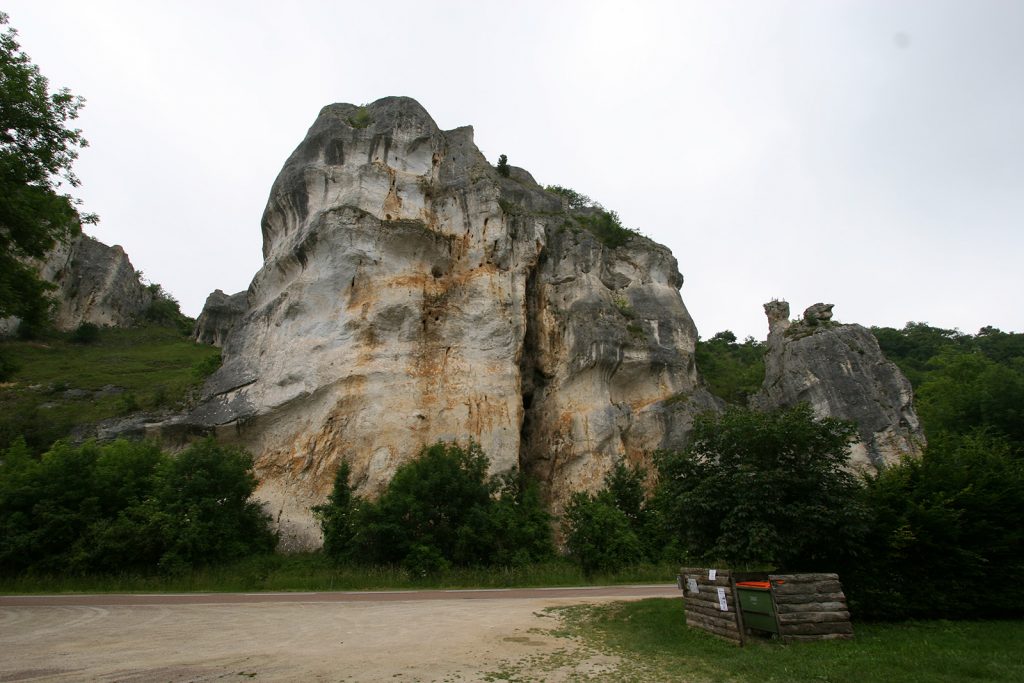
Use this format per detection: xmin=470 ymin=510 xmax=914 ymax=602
xmin=678 ymin=567 xmax=743 ymax=645
xmin=769 ymin=573 xmax=854 ymax=642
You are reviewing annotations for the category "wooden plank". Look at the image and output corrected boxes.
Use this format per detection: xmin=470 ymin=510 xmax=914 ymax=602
xmin=779 ymin=621 xmax=854 ymax=636
xmin=773 ymin=592 xmax=847 ymax=605
xmin=770 ymin=573 xmax=839 ymax=584
xmin=778 ymin=611 xmax=851 ymax=624
xmin=686 ymin=602 xmax=738 ymax=620
xmin=771 ymin=580 xmax=843 ymax=595
xmin=774 ymin=601 xmax=847 ymax=613
xmin=686 ymin=614 xmax=742 ymax=642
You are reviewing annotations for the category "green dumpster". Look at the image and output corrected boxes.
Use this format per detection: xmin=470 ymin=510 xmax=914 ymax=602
xmin=735 ymin=581 xmax=779 ymax=634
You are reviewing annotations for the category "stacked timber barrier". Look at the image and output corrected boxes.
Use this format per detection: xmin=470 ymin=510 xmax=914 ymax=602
xmin=678 ymin=567 xmax=743 ymax=644
xmin=768 ymin=573 xmax=854 ymax=643
xmin=678 ymin=568 xmax=854 ymax=645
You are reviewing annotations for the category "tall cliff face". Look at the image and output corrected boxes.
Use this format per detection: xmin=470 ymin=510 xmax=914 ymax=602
xmin=187 ymin=97 xmax=717 ymax=548
xmin=752 ymin=301 xmax=924 ymax=469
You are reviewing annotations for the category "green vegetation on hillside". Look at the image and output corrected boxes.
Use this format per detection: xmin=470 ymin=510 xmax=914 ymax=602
xmin=0 ymin=324 xmax=220 ymax=454
xmin=694 ymin=330 xmax=765 ymax=404
xmin=872 ymin=323 xmax=1024 ymax=449
xmin=544 ymin=184 xmax=639 ymax=248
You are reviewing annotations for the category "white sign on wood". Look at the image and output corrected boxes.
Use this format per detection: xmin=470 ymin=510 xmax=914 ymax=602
xmin=708 ymin=569 xmax=717 ymax=581
xmin=717 ymin=587 xmax=728 ymax=611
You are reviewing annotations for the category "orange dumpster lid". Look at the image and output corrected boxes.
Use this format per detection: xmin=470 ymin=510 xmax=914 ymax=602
xmin=735 ymin=581 xmax=771 ymax=589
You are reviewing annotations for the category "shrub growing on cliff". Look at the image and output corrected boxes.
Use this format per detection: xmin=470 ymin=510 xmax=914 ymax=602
xmin=496 ymin=154 xmax=510 ymax=177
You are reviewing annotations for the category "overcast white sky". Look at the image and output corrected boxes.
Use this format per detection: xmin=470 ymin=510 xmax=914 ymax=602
xmin=6 ymin=0 xmax=1023 ymax=340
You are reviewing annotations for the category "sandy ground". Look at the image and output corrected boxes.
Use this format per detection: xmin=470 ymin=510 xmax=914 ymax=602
xmin=0 ymin=587 xmax=677 ymax=682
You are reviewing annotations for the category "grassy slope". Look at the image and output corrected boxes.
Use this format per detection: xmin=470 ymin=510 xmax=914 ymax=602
xmin=0 ymin=325 xmax=219 ymax=452
xmin=553 ymin=599 xmax=1024 ymax=682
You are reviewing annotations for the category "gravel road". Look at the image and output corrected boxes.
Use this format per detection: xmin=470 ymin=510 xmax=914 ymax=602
xmin=0 ymin=585 xmax=678 ymax=682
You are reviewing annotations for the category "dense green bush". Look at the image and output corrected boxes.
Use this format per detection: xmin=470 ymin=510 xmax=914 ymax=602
xmin=845 ymin=431 xmax=1024 ymax=619
xmin=563 ymin=491 xmax=642 ymax=576
xmin=562 ymin=462 xmax=667 ymax=574
xmin=314 ymin=442 xmax=553 ymax=571
xmin=655 ymin=404 xmax=867 ymax=569
xmin=70 ymin=322 xmax=101 ymax=344
xmin=0 ymin=438 xmax=275 ymax=574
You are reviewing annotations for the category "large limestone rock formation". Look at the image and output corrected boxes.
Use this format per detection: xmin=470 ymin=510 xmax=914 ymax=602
xmin=185 ymin=97 xmax=717 ymax=548
xmin=0 ymin=233 xmax=152 ymax=335
xmin=752 ymin=300 xmax=924 ymax=469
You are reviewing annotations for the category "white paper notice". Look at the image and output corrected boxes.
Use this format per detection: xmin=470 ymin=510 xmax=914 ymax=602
xmin=687 ymin=578 xmax=699 ymax=594
xmin=717 ymin=587 xmax=728 ymax=611
xmin=708 ymin=569 xmax=717 ymax=581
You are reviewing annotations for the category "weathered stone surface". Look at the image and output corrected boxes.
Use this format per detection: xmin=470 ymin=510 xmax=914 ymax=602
xmin=45 ymin=234 xmax=152 ymax=331
xmin=182 ymin=96 xmax=717 ymax=549
xmin=193 ymin=289 xmax=247 ymax=347
xmin=0 ymin=233 xmax=153 ymax=335
xmin=752 ymin=301 xmax=924 ymax=469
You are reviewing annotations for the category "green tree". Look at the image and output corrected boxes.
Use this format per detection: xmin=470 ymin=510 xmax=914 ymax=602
xmin=917 ymin=348 xmax=1024 ymax=448
xmin=0 ymin=12 xmax=93 ymax=331
xmin=695 ymin=330 xmax=766 ymax=404
xmin=496 ymin=153 xmax=510 ymax=177
xmin=563 ymin=490 xmax=642 ymax=576
xmin=311 ymin=460 xmax=357 ymax=564
xmin=562 ymin=461 xmax=666 ymax=573
xmin=149 ymin=439 xmax=276 ymax=571
xmin=848 ymin=432 xmax=1024 ymax=619
xmin=486 ymin=472 xmax=554 ymax=566
xmin=357 ymin=442 xmax=495 ymax=567
xmin=655 ymin=404 xmax=866 ymax=568
xmin=0 ymin=438 xmax=275 ymax=574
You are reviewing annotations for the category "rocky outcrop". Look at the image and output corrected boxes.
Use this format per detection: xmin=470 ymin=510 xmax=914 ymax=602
xmin=752 ymin=300 xmax=924 ymax=469
xmin=193 ymin=289 xmax=247 ymax=346
xmin=179 ymin=97 xmax=718 ymax=548
xmin=0 ymin=234 xmax=153 ymax=334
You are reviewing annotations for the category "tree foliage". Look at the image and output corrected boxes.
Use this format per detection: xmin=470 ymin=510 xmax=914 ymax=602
xmin=496 ymin=153 xmax=510 ymax=177
xmin=0 ymin=12 xmax=93 ymax=327
xmin=695 ymin=330 xmax=766 ymax=404
xmin=562 ymin=461 xmax=666 ymax=574
xmin=314 ymin=442 xmax=553 ymax=573
xmin=846 ymin=432 xmax=1024 ymax=619
xmin=0 ymin=438 xmax=275 ymax=574
xmin=655 ymin=404 xmax=866 ymax=568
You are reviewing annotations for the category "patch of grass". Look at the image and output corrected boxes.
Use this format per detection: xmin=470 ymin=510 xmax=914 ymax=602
xmin=0 ymin=556 xmax=679 ymax=594
xmin=0 ymin=325 xmax=219 ymax=453
xmin=556 ymin=598 xmax=1024 ymax=682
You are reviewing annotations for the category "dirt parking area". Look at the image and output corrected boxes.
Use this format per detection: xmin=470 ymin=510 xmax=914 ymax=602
xmin=0 ymin=587 xmax=676 ymax=682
